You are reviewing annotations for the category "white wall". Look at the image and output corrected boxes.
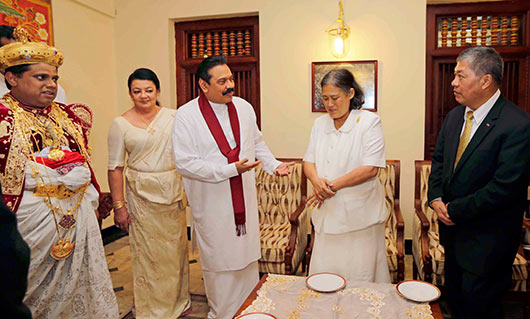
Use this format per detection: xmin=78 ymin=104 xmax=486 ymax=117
xmin=428 ymin=0 xmax=501 ymax=3
xmin=53 ymin=0 xmax=117 ymax=228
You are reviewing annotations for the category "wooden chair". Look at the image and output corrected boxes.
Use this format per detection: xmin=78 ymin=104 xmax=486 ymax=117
xmin=412 ymin=160 xmax=444 ymax=285
xmin=256 ymin=158 xmax=310 ymax=275
xmin=412 ymin=160 xmax=528 ymax=292
xmin=304 ymin=160 xmax=405 ymax=283
xmin=379 ymin=160 xmax=405 ymax=283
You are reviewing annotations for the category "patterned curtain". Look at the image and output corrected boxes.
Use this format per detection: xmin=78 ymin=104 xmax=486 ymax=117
xmin=0 ymin=0 xmax=53 ymax=45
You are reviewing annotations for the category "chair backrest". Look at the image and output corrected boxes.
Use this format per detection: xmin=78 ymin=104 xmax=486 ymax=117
xmin=255 ymin=158 xmax=306 ymax=225
xmin=414 ymin=160 xmax=438 ymax=233
xmin=378 ymin=160 xmax=400 ymax=230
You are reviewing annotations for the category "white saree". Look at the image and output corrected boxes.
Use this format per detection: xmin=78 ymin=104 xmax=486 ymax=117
xmin=108 ymin=107 xmax=190 ymax=319
xmin=18 ymin=151 xmax=118 ymax=319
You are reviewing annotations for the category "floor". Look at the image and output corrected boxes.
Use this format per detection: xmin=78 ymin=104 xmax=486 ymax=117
xmin=104 ymin=236 xmax=526 ymax=319
xmin=104 ymin=236 xmax=209 ymax=319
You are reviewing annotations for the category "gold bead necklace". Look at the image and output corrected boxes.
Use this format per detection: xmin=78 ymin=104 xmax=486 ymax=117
xmin=7 ymin=95 xmax=91 ymax=260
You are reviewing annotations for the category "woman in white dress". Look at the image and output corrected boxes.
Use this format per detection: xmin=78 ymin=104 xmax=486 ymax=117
xmin=304 ymin=69 xmax=390 ymax=283
xmin=107 ymin=68 xmax=190 ymax=318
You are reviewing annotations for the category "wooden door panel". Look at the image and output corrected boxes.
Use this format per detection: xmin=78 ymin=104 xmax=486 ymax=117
xmin=425 ymin=1 xmax=530 ymax=159
xmin=175 ymin=16 xmax=261 ymax=127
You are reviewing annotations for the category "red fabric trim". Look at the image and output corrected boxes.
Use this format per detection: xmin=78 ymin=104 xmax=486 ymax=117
xmin=198 ymin=92 xmax=246 ymax=236
xmin=0 ymin=99 xmax=99 ymax=213
xmin=33 ymin=150 xmax=85 ymax=168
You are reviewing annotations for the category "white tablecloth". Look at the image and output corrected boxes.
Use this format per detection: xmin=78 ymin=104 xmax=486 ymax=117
xmin=241 ymin=274 xmax=434 ymax=319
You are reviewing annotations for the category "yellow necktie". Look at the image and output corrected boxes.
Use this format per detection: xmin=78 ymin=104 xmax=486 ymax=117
xmin=454 ymin=111 xmax=474 ymax=168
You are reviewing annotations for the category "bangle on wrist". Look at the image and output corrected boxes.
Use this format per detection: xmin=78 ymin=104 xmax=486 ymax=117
xmin=113 ymin=200 xmax=127 ymax=210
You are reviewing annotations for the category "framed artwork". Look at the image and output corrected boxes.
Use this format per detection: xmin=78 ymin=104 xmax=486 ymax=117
xmin=0 ymin=0 xmax=54 ymax=45
xmin=311 ymin=60 xmax=378 ymax=112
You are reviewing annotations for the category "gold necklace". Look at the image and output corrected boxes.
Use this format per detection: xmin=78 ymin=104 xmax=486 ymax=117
xmin=5 ymin=95 xmax=92 ymax=162
xmin=134 ymin=106 xmax=160 ymax=133
xmin=9 ymin=100 xmax=66 ymax=160
xmin=26 ymin=150 xmax=89 ymax=260
xmin=7 ymin=95 xmax=90 ymax=260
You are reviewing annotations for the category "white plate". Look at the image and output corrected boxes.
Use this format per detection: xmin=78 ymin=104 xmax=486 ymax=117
xmin=306 ymin=272 xmax=346 ymax=292
xmin=396 ymin=280 xmax=441 ymax=302
xmin=235 ymin=313 xmax=277 ymax=319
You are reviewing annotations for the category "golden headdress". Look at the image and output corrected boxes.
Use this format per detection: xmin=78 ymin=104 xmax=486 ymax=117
xmin=0 ymin=27 xmax=63 ymax=73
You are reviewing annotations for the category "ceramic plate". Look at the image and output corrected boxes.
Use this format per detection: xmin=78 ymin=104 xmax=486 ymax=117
xmin=235 ymin=313 xmax=278 ymax=319
xmin=396 ymin=280 xmax=441 ymax=302
xmin=306 ymin=272 xmax=346 ymax=292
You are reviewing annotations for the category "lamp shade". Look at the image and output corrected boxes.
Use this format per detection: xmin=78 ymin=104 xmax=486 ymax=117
xmin=328 ymin=25 xmax=350 ymax=58
xmin=327 ymin=1 xmax=350 ymax=58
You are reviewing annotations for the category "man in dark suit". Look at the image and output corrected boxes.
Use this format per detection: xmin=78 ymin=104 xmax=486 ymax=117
xmin=0 ymin=185 xmax=31 ymax=319
xmin=428 ymin=46 xmax=530 ymax=319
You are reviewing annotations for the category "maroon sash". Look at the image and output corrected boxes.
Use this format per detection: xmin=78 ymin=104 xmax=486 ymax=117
xmin=198 ymin=92 xmax=246 ymax=236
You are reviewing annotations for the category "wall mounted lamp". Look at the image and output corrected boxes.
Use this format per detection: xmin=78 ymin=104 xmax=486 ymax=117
xmin=327 ymin=0 xmax=350 ymax=58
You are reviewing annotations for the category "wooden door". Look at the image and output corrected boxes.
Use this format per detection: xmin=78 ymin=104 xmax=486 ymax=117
xmin=175 ymin=16 xmax=261 ymax=127
xmin=425 ymin=1 xmax=530 ymax=159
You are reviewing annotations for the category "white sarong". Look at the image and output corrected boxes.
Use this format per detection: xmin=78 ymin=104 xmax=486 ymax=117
xmin=18 ymin=157 xmax=118 ymax=319
xmin=202 ymin=261 xmax=259 ymax=319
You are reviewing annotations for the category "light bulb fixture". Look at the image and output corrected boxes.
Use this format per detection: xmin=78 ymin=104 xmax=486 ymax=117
xmin=327 ymin=0 xmax=350 ymax=58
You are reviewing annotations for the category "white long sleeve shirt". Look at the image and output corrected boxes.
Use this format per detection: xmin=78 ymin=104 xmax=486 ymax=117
xmin=171 ymin=96 xmax=280 ymax=271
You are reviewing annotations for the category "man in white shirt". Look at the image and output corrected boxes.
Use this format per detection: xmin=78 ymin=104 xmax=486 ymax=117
xmin=0 ymin=25 xmax=67 ymax=103
xmin=171 ymin=55 xmax=292 ymax=319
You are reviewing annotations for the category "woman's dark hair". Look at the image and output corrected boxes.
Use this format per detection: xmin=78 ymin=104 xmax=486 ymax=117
xmin=321 ymin=69 xmax=364 ymax=110
xmin=127 ymin=68 xmax=161 ymax=106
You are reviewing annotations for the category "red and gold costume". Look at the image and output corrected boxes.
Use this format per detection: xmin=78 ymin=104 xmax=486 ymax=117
xmin=0 ymin=28 xmax=118 ymax=318
xmin=0 ymin=94 xmax=100 ymax=212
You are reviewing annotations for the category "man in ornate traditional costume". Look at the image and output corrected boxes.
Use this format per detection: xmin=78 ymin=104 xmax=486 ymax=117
xmin=171 ymin=55 xmax=292 ymax=319
xmin=0 ymin=28 xmax=118 ymax=318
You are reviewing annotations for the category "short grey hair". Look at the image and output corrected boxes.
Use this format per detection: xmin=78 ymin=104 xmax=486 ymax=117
xmin=457 ymin=46 xmax=504 ymax=85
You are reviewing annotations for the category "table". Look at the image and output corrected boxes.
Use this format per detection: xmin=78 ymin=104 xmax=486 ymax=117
xmin=235 ymin=274 xmax=444 ymax=319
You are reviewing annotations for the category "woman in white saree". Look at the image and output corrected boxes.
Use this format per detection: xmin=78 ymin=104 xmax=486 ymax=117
xmin=107 ymin=68 xmax=190 ymax=318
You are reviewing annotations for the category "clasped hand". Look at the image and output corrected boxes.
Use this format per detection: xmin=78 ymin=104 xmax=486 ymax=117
xmin=306 ymin=178 xmax=335 ymax=209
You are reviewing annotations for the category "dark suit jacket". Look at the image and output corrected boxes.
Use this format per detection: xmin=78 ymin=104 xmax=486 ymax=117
xmin=0 ymin=186 xmax=32 ymax=318
xmin=428 ymin=95 xmax=530 ymax=276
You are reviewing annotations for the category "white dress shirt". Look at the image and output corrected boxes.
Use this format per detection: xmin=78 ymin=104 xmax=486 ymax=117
xmin=304 ymin=109 xmax=387 ymax=234
xmin=171 ymin=96 xmax=280 ymax=271
xmin=460 ymin=89 xmax=500 ymax=139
